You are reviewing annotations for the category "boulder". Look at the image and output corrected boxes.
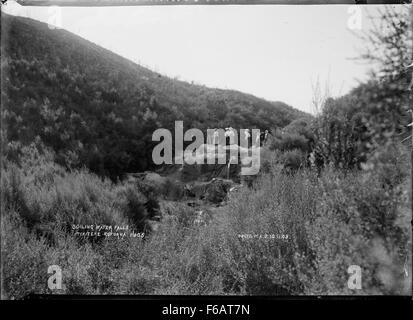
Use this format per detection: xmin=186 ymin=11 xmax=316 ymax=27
xmin=186 ymin=178 xmax=237 ymax=204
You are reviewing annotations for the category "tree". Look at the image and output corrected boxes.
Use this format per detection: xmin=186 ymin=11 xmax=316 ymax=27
xmin=312 ymin=6 xmax=413 ymax=170
xmin=358 ymin=6 xmax=412 ymax=148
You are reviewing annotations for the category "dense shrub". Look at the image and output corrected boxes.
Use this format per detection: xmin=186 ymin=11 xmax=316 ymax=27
xmin=269 ymin=130 xmax=310 ymax=154
xmin=281 ymin=149 xmax=308 ymax=172
xmin=297 ymin=158 xmax=411 ymax=294
xmin=1 ymin=141 xmax=411 ymax=297
xmin=2 ymin=161 xmax=125 ymax=234
xmin=1 ymin=210 xmax=107 ymax=298
xmin=118 ymin=186 xmax=151 ymax=232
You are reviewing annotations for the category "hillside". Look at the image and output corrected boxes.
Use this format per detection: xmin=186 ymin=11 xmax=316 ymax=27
xmin=1 ymin=13 xmax=309 ymax=179
xmin=1 ymin=8 xmax=411 ymax=299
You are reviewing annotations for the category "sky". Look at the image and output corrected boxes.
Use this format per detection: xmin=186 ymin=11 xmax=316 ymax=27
xmin=2 ymin=1 xmax=388 ymax=114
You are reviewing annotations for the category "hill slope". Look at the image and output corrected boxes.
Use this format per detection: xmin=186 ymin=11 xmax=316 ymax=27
xmin=1 ymin=13 xmax=309 ymax=179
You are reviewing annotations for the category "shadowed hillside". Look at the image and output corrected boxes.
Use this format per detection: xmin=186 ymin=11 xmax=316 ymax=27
xmin=1 ymin=13 xmax=308 ymax=180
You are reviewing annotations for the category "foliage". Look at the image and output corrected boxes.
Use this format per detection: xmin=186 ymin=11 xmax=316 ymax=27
xmin=2 ymin=143 xmax=410 ymax=298
xmin=1 ymin=6 xmax=412 ymax=299
xmin=1 ymin=13 xmax=307 ymax=180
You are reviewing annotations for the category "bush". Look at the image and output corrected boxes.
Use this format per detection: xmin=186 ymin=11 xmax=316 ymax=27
xmin=207 ymin=146 xmax=411 ymax=295
xmin=1 ymin=142 xmax=411 ymax=297
xmin=120 ymin=186 xmax=150 ymax=232
xmin=296 ymin=160 xmax=411 ymax=294
xmin=1 ymin=210 xmax=105 ymax=298
xmin=211 ymin=169 xmax=319 ymax=294
xmin=269 ymin=130 xmax=310 ymax=153
xmin=281 ymin=149 xmax=307 ymax=172
xmin=2 ymin=161 xmax=126 ymax=233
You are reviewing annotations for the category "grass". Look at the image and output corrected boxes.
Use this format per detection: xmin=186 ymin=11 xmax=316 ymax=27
xmin=1 ymin=143 xmax=411 ymax=298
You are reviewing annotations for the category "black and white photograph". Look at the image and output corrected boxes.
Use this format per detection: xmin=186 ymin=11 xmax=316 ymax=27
xmin=0 ymin=0 xmax=412 ymax=302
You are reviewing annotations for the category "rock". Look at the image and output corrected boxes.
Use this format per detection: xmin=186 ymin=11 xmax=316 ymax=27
xmin=185 ymin=178 xmax=238 ymax=204
xmin=128 ymin=171 xmax=185 ymax=200
xmin=177 ymin=146 xmax=244 ymax=183
xmin=129 ymin=171 xmax=168 ymax=187
xmin=204 ymin=179 xmax=233 ymax=203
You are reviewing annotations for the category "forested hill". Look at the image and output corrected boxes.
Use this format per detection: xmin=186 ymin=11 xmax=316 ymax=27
xmin=1 ymin=13 xmax=309 ymax=179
